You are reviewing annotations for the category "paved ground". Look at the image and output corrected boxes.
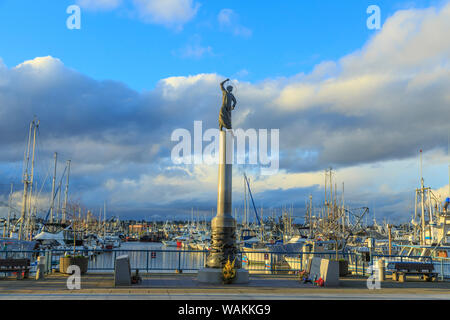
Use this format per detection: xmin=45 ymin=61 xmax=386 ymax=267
xmin=1 ymin=273 xmax=449 ymax=299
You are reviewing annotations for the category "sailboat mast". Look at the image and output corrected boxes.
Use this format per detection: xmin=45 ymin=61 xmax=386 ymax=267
xmin=103 ymin=201 xmax=106 ymax=238
xmin=243 ymin=175 xmax=246 ymax=228
xmin=50 ymin=152 xmax=58 ymax=223
xmin=62 ymin=160 xmax=71 ymax=224
xmin=420 ymin=149 xmax=426 ymax=245
xmin=18 ymin=120 xmax=34 ymax=240
xmin=324 ymin=169 xmax=327 ymax=206
xmin=27 ymin=119 xmax=39 ymax=239
xmin=6 ymin=183 xmax=13 ymax=238
xmin=56 ymin=180 xmax=62 ymax=222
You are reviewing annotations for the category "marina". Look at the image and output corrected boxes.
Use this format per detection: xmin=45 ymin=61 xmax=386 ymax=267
xmin=1 ymin=1 xmax=450 ymax=305
xmin=1 ymin=124 xmax=450 ymax=288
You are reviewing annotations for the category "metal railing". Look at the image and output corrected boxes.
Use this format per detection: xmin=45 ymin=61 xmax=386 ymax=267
xmin=1 ymin=248 xmax=450 ymax=278
xmin=371 ymin=254 xmax=450 ymax=280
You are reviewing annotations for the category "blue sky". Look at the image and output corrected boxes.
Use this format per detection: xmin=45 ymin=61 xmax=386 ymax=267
xmin=0 ymin=0 xmax=443 ymax=90
xmin=0 ymin=0 xmax=449 ymax=222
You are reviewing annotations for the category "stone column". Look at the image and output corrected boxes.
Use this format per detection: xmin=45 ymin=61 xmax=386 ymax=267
xmin=206 ymin=130 xmax=240 ymax=268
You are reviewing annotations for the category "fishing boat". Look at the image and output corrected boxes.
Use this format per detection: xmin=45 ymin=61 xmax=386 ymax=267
xmin=101 ymin=234 xmax=121 ymax=249
xmin=283 ymin=240 xmax=340 ymax=271
xmin=162 ymin=239 xmax=178 ymax=247
xmin=0 ymin=238 xmax=37 ymax=251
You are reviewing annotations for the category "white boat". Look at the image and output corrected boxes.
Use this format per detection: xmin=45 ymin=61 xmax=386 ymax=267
xmin=0 ymin=238 xmax=37 ymax=251
xmin=162 ymin=240 xmax=178 ymax=247
xmin=33 ymin=229 xmax=88 ymax=256
xmin=283 ymin=240 xmax=338 ymax=270
xmin=101 ymin=235 xmax=121 ymax=249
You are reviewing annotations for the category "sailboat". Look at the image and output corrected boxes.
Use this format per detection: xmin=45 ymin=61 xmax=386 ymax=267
xmin=1 ymin=119 xmax=42 ymax=251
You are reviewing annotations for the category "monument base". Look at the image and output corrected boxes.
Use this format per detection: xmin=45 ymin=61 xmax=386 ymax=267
xmin=197 ymin=268 xmax=249 ymax=284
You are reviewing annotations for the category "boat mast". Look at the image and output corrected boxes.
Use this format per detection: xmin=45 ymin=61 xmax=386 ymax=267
xmin=309 ymin=194 xmax=312 ymax=238
xmin=342 ymin=182 xmax=345 ymax=234
xmin=56 ymin=179 xmax=62 ymax=222
xmin=328 ymin=167 xmax=333 ymax=219
xmin=6 ymin=183 xmax=13 ymax=238
xmin=18 ymin=120 xmax=34 ymax=240
xmin=103 ymin=201 xmax=106 ymax=238
xmin=243 ymin=175 xmax=247 ymax=228
xmin=62 ymin=160 xmax=71 ymax=224
xmin=50 ymin=152 xmax=58 ymax=223
xmin=26 ymin=119 xmax=39 ymax=239
xmin=420 ymin=149 xmax=426 ymax=245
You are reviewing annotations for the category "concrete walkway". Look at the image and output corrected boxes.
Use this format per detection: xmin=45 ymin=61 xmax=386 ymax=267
xmin=1 ymin=273 xmax=449 ymax=300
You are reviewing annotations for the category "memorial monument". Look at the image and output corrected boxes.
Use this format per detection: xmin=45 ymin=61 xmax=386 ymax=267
xmin=197 ymin=79 xmax=249 ymax=284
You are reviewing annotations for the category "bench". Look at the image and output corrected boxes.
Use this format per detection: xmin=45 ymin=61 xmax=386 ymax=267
xmin=0 ymin=259 xmax=31 ymax=279
xmin=390 ymin=262 xmax=437 ymax=282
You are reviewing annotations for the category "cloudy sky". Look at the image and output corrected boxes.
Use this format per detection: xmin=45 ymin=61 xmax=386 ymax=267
xmin=0 ymin=0 xmax=449 ymax=223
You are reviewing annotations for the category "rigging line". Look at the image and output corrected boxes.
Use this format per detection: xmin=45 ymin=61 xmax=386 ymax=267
xmin=0 ymin=201 xmax=20 ymax=214
xmin=32 ymin=165 xmax=51 ymax=216
xmin=33 ymin=126 xmax=48 ymax=190
xmin=42 ymin=165 xmax=67 ymax=223
xmin=243 ymin=173 xmax=261 ymax=225
xmin=28 ymin=125 xmax=52 ymax=216
xmin=34 ymin=153 xmax=53 ymax=195
xmin=21 ymin=123 xmax=31 ymax=180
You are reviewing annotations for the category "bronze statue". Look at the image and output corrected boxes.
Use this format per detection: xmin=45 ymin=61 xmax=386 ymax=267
xmin=219 ymin=78 xmax=236 ymax=131
xmin=199 ymin=77 xmax=249 ymax=283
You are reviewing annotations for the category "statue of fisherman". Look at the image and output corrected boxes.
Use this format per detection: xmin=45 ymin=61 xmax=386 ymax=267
xmin=219 ymin=78 xmax=237 ymax=131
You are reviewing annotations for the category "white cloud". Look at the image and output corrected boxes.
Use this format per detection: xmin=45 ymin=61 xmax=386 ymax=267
xmin=1 ymin=3 xmax=450 ymax=220
xmin=218 ymin=8 xmax=252 ymax=37
xmin=434 ymin=184 xmax=450 ymax=203
xmin=174 ymin=34 xmax=214 ymax=59
xmin=178 ymin=44 xmax=213 ymax=58
xmin=14 ymin=56 xmax=64 ymax=72
xmin=76 ymin=0 xmax=123 ymax=11
xmin=132 ymin=0 xmax=200 ymax=29
xmin=75 ymin=0 xmax=200 ymax=28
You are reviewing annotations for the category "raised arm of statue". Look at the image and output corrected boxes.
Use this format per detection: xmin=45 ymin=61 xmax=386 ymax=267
xmin=220 ymin=78 xmax=229 ymax=93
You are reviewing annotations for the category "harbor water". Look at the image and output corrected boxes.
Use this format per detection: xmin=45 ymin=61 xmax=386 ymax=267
xmin=88 ymin=242 xmax=207 ymax=273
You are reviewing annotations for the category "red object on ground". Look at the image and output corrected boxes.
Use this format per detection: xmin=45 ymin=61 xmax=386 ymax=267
xmin=315 ymin=277 xmax=324 ymax=287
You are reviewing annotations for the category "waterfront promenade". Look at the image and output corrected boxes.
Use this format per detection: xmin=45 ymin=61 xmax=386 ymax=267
xmin=1 ymin=273 xmax=450 ymax=300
